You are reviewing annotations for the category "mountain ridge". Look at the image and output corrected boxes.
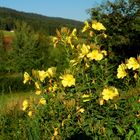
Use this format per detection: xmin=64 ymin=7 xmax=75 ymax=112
xmin=0 ymin=7 xmax=83 ymax=35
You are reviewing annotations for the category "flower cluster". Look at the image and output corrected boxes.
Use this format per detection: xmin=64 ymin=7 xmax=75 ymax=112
xmin=78 ymin=43 xmax=107 ymax=60
xmin=22 ymin=67 xmax=57 ymax=117
xmin=52 ymin=27 xmax=78 ymax=48
xmin=22 ymin=20 xmax=120 ymax=119
xmin=22 ymin=99 xmax=33 ymax=117
xmin=82 ymin=20 xmax=106 ymax=33
xmin=117 ymin=57 xmax=140 ymax=79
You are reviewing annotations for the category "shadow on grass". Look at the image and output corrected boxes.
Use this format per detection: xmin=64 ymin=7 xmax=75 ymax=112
xmin=67 ymin=132 xmax=92 ymax=140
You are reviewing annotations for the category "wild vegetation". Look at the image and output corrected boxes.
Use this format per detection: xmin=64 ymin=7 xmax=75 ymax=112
xmin=0 ymin=0 xmax=140 ymax=139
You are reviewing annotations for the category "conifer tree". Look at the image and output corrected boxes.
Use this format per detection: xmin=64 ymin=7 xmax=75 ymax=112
xmin=11 ymin=21 xmax=43 ymax=72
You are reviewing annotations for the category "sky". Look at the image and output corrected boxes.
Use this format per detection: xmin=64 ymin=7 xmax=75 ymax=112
xmin=0 ymin=0 xmax=106 ymax=21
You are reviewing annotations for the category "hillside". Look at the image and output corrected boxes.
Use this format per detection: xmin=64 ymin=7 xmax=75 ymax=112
xmin=0 ymin=7 xmax=83 ymax=35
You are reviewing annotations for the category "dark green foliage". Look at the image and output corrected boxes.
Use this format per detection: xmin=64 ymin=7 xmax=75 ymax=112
xmin=0 ymin=108 xmax=35 ymax=140
xmin=46 ymin=44 xmax=69 ymax=73
xmin=10 ymin=22 xmax=45 ymax=72
xmin=89 ymin=0 xmax=140 ymax=60
xmin=0 ymin=73 xmax=32 ymax=94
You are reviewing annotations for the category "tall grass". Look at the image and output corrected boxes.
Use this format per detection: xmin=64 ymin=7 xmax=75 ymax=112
xmin=0 ymin=91 xmax=33 ymax=115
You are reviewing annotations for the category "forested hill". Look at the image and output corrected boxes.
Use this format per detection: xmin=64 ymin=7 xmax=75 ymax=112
xmin=0 ymin=7 xmax=83 ymax=35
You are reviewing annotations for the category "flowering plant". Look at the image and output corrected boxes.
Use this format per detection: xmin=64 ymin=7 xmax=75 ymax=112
xmin=21 ymin=20 xmax=140 ymax=139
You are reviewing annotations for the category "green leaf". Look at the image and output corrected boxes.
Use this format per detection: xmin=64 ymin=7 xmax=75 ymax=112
xmin=125 ymin=130 xmax=134 ymax=140
xmin=115 ymin=125 xmax=124 ymax=135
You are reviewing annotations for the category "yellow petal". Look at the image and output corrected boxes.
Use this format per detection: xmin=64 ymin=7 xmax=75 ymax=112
xmin=28 ymin=111 xmax=33 ymax=117
xmin=39 ymin=98 xmax=46 ymax=105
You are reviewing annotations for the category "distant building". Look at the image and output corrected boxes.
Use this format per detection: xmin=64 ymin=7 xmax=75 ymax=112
xmin=10 ymin=30 xmax=14 ymax=32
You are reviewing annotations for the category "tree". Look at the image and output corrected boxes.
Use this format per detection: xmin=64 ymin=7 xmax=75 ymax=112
xmin=89 ymin=0 xmax=140 ymax=59
xmin=10 ymin=22 xmax=45 ymax=72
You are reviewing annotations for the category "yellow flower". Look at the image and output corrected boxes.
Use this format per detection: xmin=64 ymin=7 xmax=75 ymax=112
xmin=134 ymin=73 xmax=138 ymax=79
xmin=70 ymin=59 xmax=78 ymax=66
xmin=66 ymin=36 xmax=74 ymax=48
xmin=117 ymin=63 xmax=127 ymax=79
xmin=114 ymin=104 xmax=118 ymax=109
xmin=102 ymin=87 xmax=119 ymax=101
xmin=28 ymin=111 xmax=32 ymax=117
xmin=22 ymin=100 xmax=28 ymax=111
xmin=79 ymin=44 xmax=90 ymax=58
xmin=23 ymin=72 xmax=30 ymax=84
xmin=101 ymin=50 xmax=107 ymax=56
xmin=102 ymin=33 xmax=107 ymax=38
xmin=82 ymin=21 xmax=90 ymax=32
xmin=77 ymin=106 xmax=85 ymax=113
xmin=48 ymin=83 xmax=58 ymax=92
xmin=89 ymin=31 xmax=94 ymax=37
xmin=53 ymin=128 xmax=58 ymax=136
xmin=46 ymin=67 xmax=56 ymax=78
xmin=126 ymin=57 xmax=140 ymax=70
xmin=99 ymin=99 xmax=104 ymax=105
xmin=78 ymin=108 xmax=85 ymax=113
xmin=87 ymin=50 xmax=103 ymax=61
xmin=61 ymin=27 xmax=69 ymax=34
xmin=38 ymin=70 xmax=47 ymax=82
xmin=51 ymin=136 xmax=55 ymax=140
xmin=35 ymin=90 xmax=42 ymax=95
xmin=82 ymin=94 xmax=91 ymax=102
xmin=92 ymin=21 xmax=106 ymax=31
xmin=92 ymin=79 xmax=95 ymax=84
xmin=39 ymin=98 xmax=46 ymax=105
xmin=60 ymin=74 xmax=75 ymax=87
xmin=85 ymin=63 xmax=90 ymax=69
xmin=35 ymin=82 xmax=40 ymax=89
xmin=52 ymin=37 xmax=58 ymax=43
xmin=71 ymin=28 xmax=77 ymax=39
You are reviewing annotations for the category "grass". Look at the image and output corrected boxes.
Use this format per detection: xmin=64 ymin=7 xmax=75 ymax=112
xmin=2 ymin=30 xmax=15 ymax=37
xmin=0 ymin=91 xmax=33 ymax=115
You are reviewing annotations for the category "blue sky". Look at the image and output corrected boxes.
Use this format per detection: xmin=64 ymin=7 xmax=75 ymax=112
xmin=0 ymin=0 xmax=107 ymax=21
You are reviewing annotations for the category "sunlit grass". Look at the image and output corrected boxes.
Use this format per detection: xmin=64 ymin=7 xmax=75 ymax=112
xmin=2 ymin=30 xmax=15 ymax=37
xmin=0 ymin=91 xmax=34 ymax=115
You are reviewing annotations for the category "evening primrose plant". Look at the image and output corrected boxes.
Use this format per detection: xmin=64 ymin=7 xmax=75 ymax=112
xmin=21 ymin=20 xmax=140 ymax=139
xmin=116 ymin=56 xmax=140 ymax=89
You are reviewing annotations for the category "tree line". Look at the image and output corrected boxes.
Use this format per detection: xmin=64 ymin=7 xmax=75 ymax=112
xmin=89 ymin=0 xmax=140 ymax=60
xmin=0 ymin=7 xmax=83 ymax=35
